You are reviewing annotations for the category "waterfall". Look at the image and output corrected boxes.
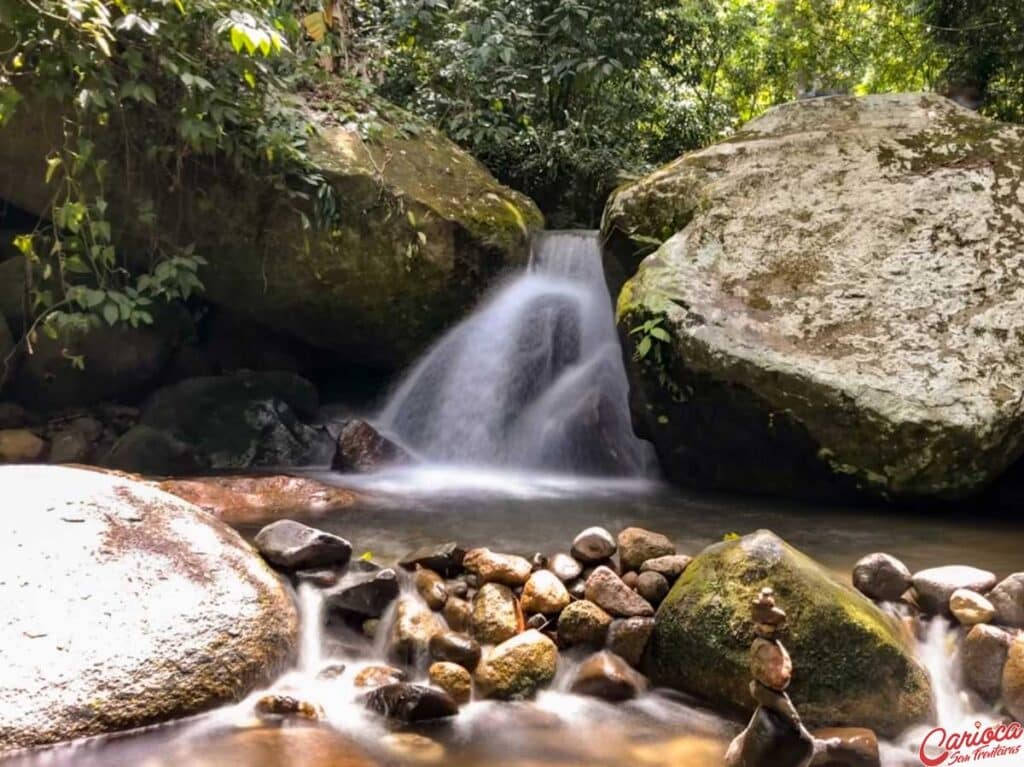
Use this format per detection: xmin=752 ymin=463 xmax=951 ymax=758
xmin=377 ymin=231 xmax=655 ymax=476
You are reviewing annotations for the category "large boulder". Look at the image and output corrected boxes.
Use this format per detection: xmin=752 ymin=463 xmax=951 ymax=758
xmin=605 ymin=93 xmax=1024 ymax=500
xmin=0 ymin=95 xmax=543 ymax=371
xmin=646 ymin=530 xmax=932 ymax=737
xmin=0 ymin=465 xmax=299 ymax=751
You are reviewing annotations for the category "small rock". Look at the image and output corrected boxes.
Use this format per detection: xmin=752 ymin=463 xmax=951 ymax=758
xmin=725 ymin=706 xmax=814 ymax=767
xmin=415 ymin=568 xmax=449 ymax=610
xmin=446 ymin=579 xmax=469 ymax=599
xmin=751 ymin=637 xmax=793 ymax=691
xmin=585 ymin=566 xmax=654 ymax=618
xmin=0 ymin=428 xmax=46 ymax=462
xmin=254 ymin=519 xmax=352 ymax=570
xmin=988 ymin=573 xmax=1024 ymax=628
xmin=961 ymin=624 xmax=1012 ymax=702
xmin=636 ymin=570 xmax=670 ymax=606
xmin=571 ymin=527 xmax=616 ymax=564
xmin=381 ymin=733 xmax=446 ymax=764
xmin=48 ymin=428 xmax=91 ymax=464
xmin=362 ymin=618 xmax=380 ymax=639
xmin=332 ymin=419 xmax=411 ymax=472
xmin=617 ymin=527 xmax=675 ymax=572
xmin=443 ymin=596 xmax=472 ymax=633
xmin=474 ymin=629 xmax=558 ymax=700
xmin=463 ymin=547 xmax=533 ymax=587
xmin=606 ymin=617 xmax=655 ymax=668
xmin=852 ymin=553 xmax=912 ymax=602
xmin=811 ymin=727 xmax=881 ymax=767
xmin=750 ymin=681 xmax=801 ymax=726
xmin=428 ymin=661 xmax=472 ymax=704
xmin=622 ymin=571 xmax=639 ymax=589
xmin=566 ymin=577 xmax=586 ymax=600
xmin=471 ymin=582 xmax=523 ymax=645
xmin=294 ymin=568 xmax=343 ymax=588
xmin=949 ymin=588 xmax=995 ymax=625
xmin=429 ymin=631 xmax=482 ymax=671
xmin=363 ymin=683 xmax=458 ymax=722
xmin=548 ymin=552 xmax=583 ymax=582
xmin=525 ymin=613 xmax=548 ymax=630
xmin=529 ymin=552 xmax=547 ymax=571
xmin=640 ymin=555 xmax=692 ymax=581
xmin=570 ymin=650 xmax=648 ymax=701
xmin=325 ymin=568 xmax=400 ymax=618
xmin=752 ymin=588 xmax=788 ymax=628
xmin=912 ymin=565 xmax=998 ymax=615
xmin=557 ymin=600 xmax=612 ymax=646
xmin=521 ymin=570 xmax=571 ymax=615
xmin=254 ymin=694 xmax=321 ymax=721
xmin=389 ymin=597 xmax=445 ymax=665
xmin=316 ymin=662 xmax=348 ymax=680
xmin=353 ymin=664 xmax=405 ymax=689
xmin=399 ymin=542 xmax=465 ymax=578
xmin=1001 ymin=637 xmax=1024 ymax=721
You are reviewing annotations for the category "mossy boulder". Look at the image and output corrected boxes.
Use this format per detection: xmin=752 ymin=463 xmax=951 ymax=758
xmin=606 ymin=93 xmax=1024 ymax=500
xmin=0 ymin=94 xmax=543 ymax=371
xmin=645 ymin=530 xmax=933 ymax=737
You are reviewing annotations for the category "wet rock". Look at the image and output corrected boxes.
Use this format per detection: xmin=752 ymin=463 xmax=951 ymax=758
xmin=526 ymin=613 xmax=548 ymax=630
xmin=296 ymin=568 xmax=343 ymax=588
xmin=316 ymin=662 xmax=348 ymax=680
xmin=852 ymin=553 xmax=912 ymax=602
xmin=549 ymin=552 xmax=583 ymax=582
xmin=0 ymin=466 xmax=299 ymax=751
xmin=474 ymin=629 xmax=559 ymax=700
xmin=618 ymin=527 xmax=675 ymax=572
xmin=326 ymin=568 xmax=400 ymax=618
xmin=353 ymin=664 xmax=406 ymax=689
xmin=961 ymin=624 xmax=1013 ymax=702
xmin=585 ymin=566 xmax=655 ymax=617
xmin=521 ymin=569 xmax=571 ymax=615
xmin=988 ymin=573 xmax=1024 ymax=627
xmin=606 ymin=617 xmax=655 ymax=667
xmin=254 ymin=519 xmax=353 ymax=570
xmin=0 ymin=428 xmax=46 ymax=462
xmin=446 ymin=579 xmax=469 ymax=599
xmin=428 ymin=661 xmax=473 ymax=704
xmin=622 ymin=571 xmax=639 ymax=589
xmin=400 ymin=542 xmax=466 ymax=577
xmin=649 ymin=530 xmax=933 ymax=737
xmin=254 ymin=694 xmax=322 ymax=721
xmin=725 ymin=706 xmax=815 ymax=767
xmin=332 ymin=419 xmax=411 ymax=472
xmin=751 ymin=638 xmax=793 ymax=691
xmin=571 ymin=526 xmax=616 ymax=564
xmin=415 ymin=568 xmax=449 ymax=610
xmin=389 ymin=597 xmax=445 ymax=665
xmin=363 ymin=682 xmax=458 ymax=722
xmin=1002 ymin=637 xmax=1024 ymax=721
xmin=750 ymin=681 xmax=802 ymax=725
xmin=529 ymin=552 xmax=548 ymax=571
xmin=47 ymin=427 xmax=91 ymax=464
xmin=949 ymin=588 xmax=995 ymax=626
xmin=912 ymin=565 xmax=997 ymax=615
xmin=471 ymin=582 xmax=523 ymax=645
xmin=570 ymin=650 xmax=648 ymax=701
xmin=362 ymin=618 xmax=381 ymax=639
xmin=381 ymin=733 xmax=446 ymax=764
xmin=566 ymin=577 xmax=587 ymax=600
xmin=463 ymin=547 xmax=533 ymax=587
xmin=443 ymin=596 xmax=472 ymax=633
xmin=811 ymin=727 xmax=881 ymax=767
xmin=558 ymin=600 xmax=613 ymax=646
xmin=429 ymin=631 xmax=482 ymax=671
xmin=636 ymin=570 xmax=670 ymax=606
xmin=640 ymin=554 xmax=692 ymax=581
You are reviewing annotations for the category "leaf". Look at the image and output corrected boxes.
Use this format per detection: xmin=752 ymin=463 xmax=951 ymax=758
xmin=302 ymin=11 xmax=328 ymax=42
xmin=649 ymin=327 xmax=671 ymax=342
xmin=102 ymin=303 xmax=119 ymax=326
xmin=44 ymin=156 xmax=62 ymax=184
xmin=637 ymin=336 xmax=652 ymax=358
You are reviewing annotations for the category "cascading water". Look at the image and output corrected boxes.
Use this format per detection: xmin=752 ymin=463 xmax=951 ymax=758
xmin=377 ymin=230 xmax=656 ymax=476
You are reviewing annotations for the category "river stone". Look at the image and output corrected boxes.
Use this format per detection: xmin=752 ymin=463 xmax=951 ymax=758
xmin=618 ymin=527 xmax=675 ymax=572
xmin=388 ymin=597 xmax=445 ymax=666
xmin=325 ymin=568 xmax=400 ymax=618
xmin=464 ymin=548 xmax=533 ymax=587
xmin=725 ymin=706 xmax=815 ymax=767
xmin=0 ymin=465 xmax=298 ymax=751
xmin=606 ymin=617 xmax=656 ymax=667
xmin=571 ymin=651 xmax=649 ymax=701
xmin=606 ymin=93 xmax=1024 ymax=500
xmin=949 ymin=588 xmax=996 ymax=625
xmin=0 ymin=428 xmax=46 ymax=462
xmin=988 ymin=573 xmax=1024 ymax=627
xmin=750 ymin=638 xmax=792 ymax=691
xmin=852 ymin=553 xmax=912 ymax=602
xmin=443 ymin=596 xmax=472 ymax=633
xmin=363 ymin=683 xmax=458 ymax=723
xmin=414 ymin=568 xmax=448 ymax=610
xmin=332 ymin=419 xmax=412 ymax=472
xmin=640 ymin=554 xmax=692 ymax=581
xmin=811 ymin=727 xmax=881 ymax=767
xmin=428 ymin=662 xmax=473 ymax=705
xmin=961 ymin=624 xmax=1013 ymax=702
xmin=548 ymin=552 xmax=584 ymax=582
xmin=471 ymin=582 xmax=523 ymax=645
xmin=474 ymin=629 xmax=558 ymax=700
xmin=399 ymin=542 xmax=466 ymax=577
xmin=521 ymin=569 xmax=571 ymax=615
xmin=636 ymin=570 xmax=670 ymax=606
xmin=912 ymin=565 xmax=997 ymax=615
xmin=585 ymin=566 xmax=655 ymax=617
xmin=647 ymin=530 xmax=933 ymax=737
xmin=571 ymin=526 xmax=617 ymax=564
xmin=353 ymin=665 xmax=406 ymax=690
xmin=557 ymin=599 xmax=613 ymax=646
xmin=254 ymin=519 xmax=352 ymax=570
xmin=429 ymin=631 xmax=482 ymax=671
xmin=1003 ymin=638 xmax=1024 ymax=722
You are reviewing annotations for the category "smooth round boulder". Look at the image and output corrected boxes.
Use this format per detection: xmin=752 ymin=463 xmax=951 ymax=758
xmin=851 ymin=553 xmax=912 ymax=602
xmin=961 ymin=624 xmax=1013 ymax=702
xmin=428 ymin=662 xmax=473 ymax=705
xmin=363 ymin=683 xmax=458 ymax=723
xmin=254 ymin=519 xmax=352 ymax=570
xmin=988 ymin=573 xmax=1024 ymax=627
xmin=414 ymin=568 xmax=449 ymax=610
xmin=548 ymin=552 xmax=583 ymax=582
xmin=636 ymin=570 xmax=670 ymax=606
xmin=912 ymin=565 xmax=997 ymax=615
xmin=617 ymin=527 xmax=675 ymax=572
xmin=474 ymin=630 xmax=558 ymax=700
xmin=0 ymin=466 xmax=298 ymax=751
xmin=429 ymin=631 xmax=482 ymax=671
xmin=570 ymin=651 xmax=648 ymax=701
xmin=443 ymin=596 xmax=472 ymax=633
xmin=949 ymin=589 xmax=996 ymax=626
xmin=571 ymin=527 xmax=616 ymax=564
xmin=521 ymin=569 xmax=571 ymax=615
xmin=471 ymin=583 xmax=523 ymax=645
xmin=557 ymin=600 xmax=613 ymax=646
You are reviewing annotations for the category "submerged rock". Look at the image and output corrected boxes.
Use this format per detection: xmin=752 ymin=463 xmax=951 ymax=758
xmin=607 ymin=93 xmax=1024 ymax=500
xmin=0 ymin=466 xmax=298 ymax=751
xmin=363 ymin=683 xmax=458 ymax=723
xmin=254 ymin=519 xmax=352 ymax=570
xmin=647 ymin=530 xmax=933 ymax=737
